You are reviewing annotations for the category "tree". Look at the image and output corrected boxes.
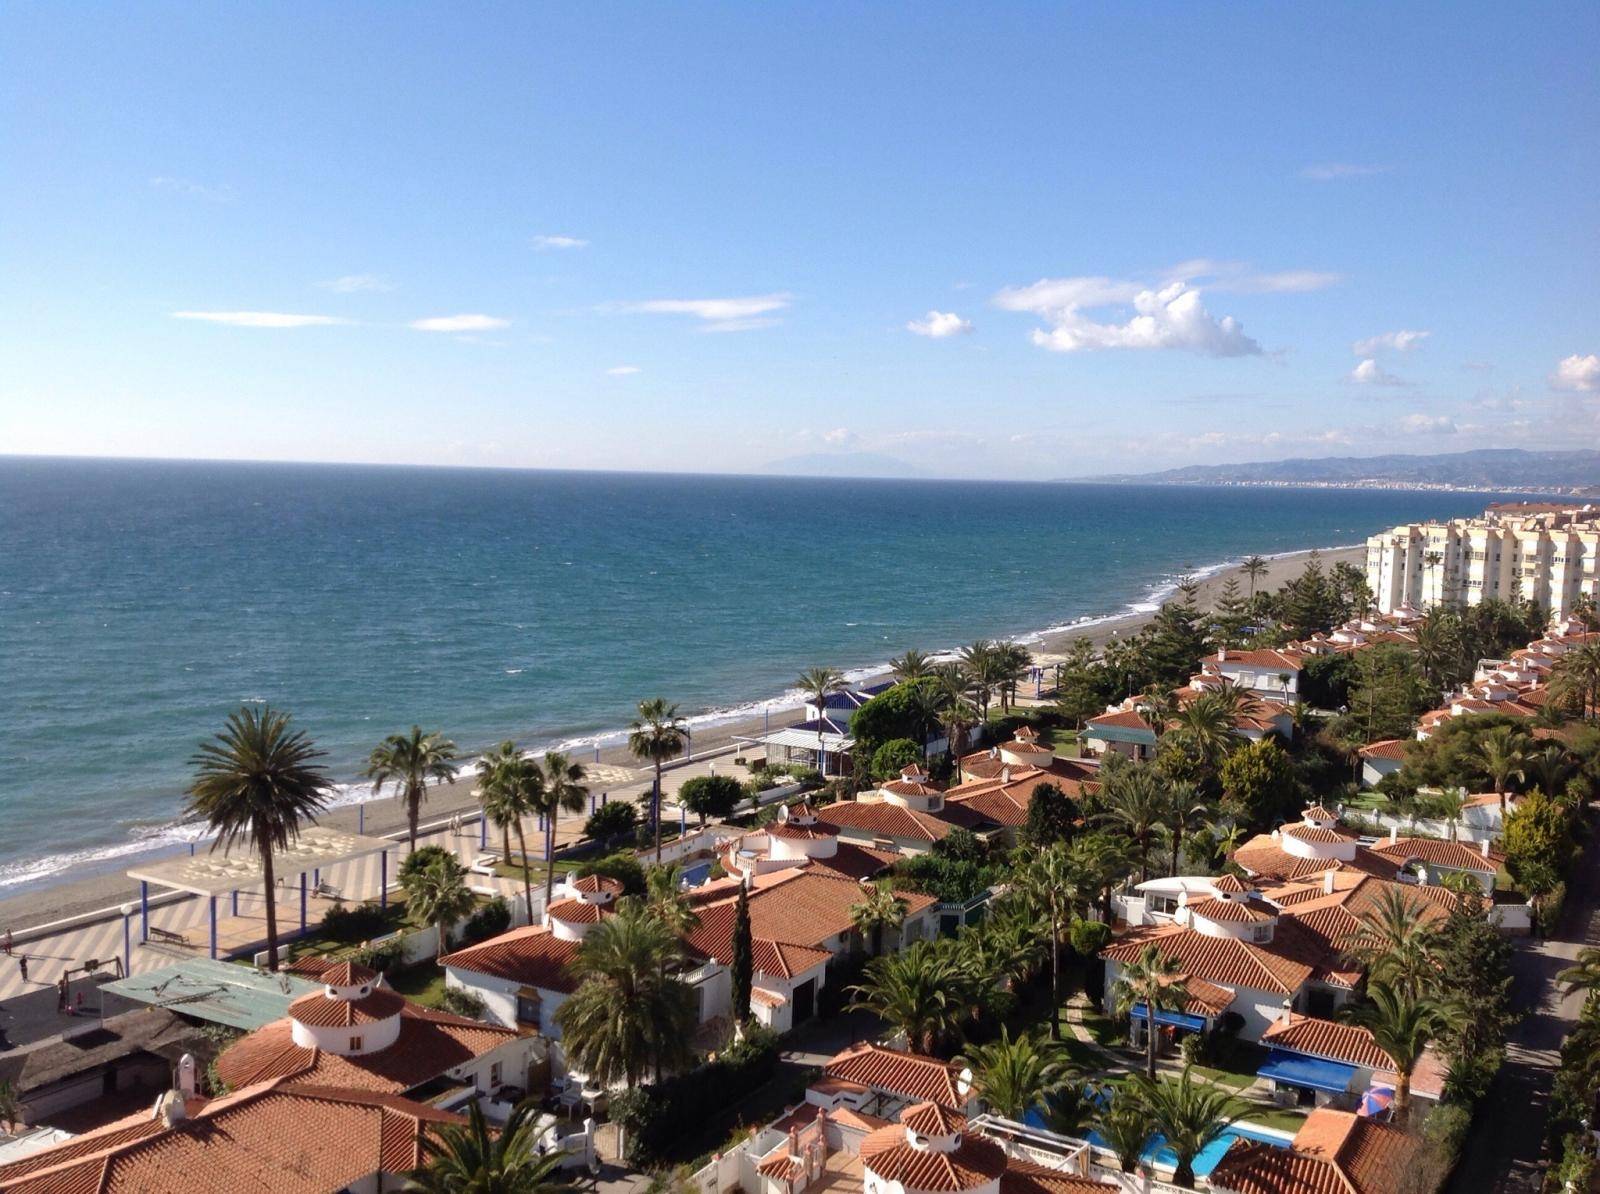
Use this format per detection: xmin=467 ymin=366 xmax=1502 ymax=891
xmin=889 ymin=649 xmax=934 ymax=681
xmin=933 ymin=667 xmax=978 ymax=778
xmin=959 ymin=1027 xmax=1073 ymax=1119
xmin=1242 ymin=555 xmax=1268 ymax=600
xmin=404 ymin=1099 xmax=570 ymax=1193
xmin=1013 ymin=844 xmax=1081 ymax=1038
xmin=1210 ymin=577 xmax=1252 ymax=649
xmin=1476 ymin=724 xmax=1531 ymax=815
xmin=185 ymin=706 xmax=332 ymax=971
xmin=585 ymin=799 xmax=638 ymax=847
xmin=403 ymin=851 xmax=477 ymax=953
xmin=629 ymin=699 xmax=690 ymax=863
xmin=1139 ymin=600 xmax=1210 ymax=690
xmin=1166 ymin=694 xmax=1237 ymax=779
xmin=1337 ymin=644 xmax=1436 ymax=745
xmin=1111 ymin=943 xmax=1188 ymax=1078
xmin=1069 ymin=831 xmax=1137 ymax=924
xmin=678 ymin=774 xmax=743 ymax=826
xmin=731 ymin=882 xmax=753 ymax=1024
xmin=1559 ymin=946 xmax=1600 ymax=996
xmin=1502 ymin=790 xmax=1576 ymax=888
xmin=1099 ymin=763 xmax=1166 ymax=883
xmin=1436 ymin=885 xmax=1515 ymax=1102
xmin=852 ymin=939 xmax=975 ymax=1056
xmin=475 ymin=741 xmax=524 ymax=864
xmin=644 ymin=866 xmax=700 ymax=985
xmin=534 ymin=752 xmax=590 ymax=913
xmin=1219 ymin=737 xmax=1299 ymax=828
xmin=1551 ymin=642 xmax=1600 ymax=721
xmin=1157 ymin=780 xmax=1206 ymax=879
xmin=1054 ymin=639 xmax=1111 ymax=730
xmin=1341 ymin=886 xmax=1442 ymax=998
xmin=1022 ymin=782 xmax=1080 ymax=848
xmin=366 ymin=727 xmax=459 ymax=852
xmin=851 ymin=676 xmax=947 ymax=762
xmin=1345 ymin=982 xmax=1451 ymax=1125
xmin=1092 ymin=1084 xmax=1152 ymax=1174
xmin=474 ymin=746 xmax=544 ymax=922
xmin=795 ymin=666 xmax=848 ymax=773
xmin=553 ymin=897 xmax=697 ymax=1089
xmin=871 ymin=738 xmax=926 ymax=781
xmin=959 ymin=641 xmax=1003 ymax=722
xmin=1132 ymin=1067 xmax=1248 ymax=1189
xmin=850 ymin=880 xmax=908 ymax=956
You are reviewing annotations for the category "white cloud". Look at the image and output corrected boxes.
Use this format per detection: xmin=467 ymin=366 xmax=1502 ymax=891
xmin=149 ymin=176 xmax=237 ymax=202
xmin=1300 ymin=163 xmax=1389 ymax=181
xmin=171 ymin=310 xmax=348 ymax=328
xmin=619 ymin=293 xmax=791 ymax=332
xmin=1352 ymin=329 xmax=1430 ymax=356
xmin=1164 ymin=260 xmax=1341 ymax=294
xmin=531 ymin=234 xmax=589 ymax=251
xmin=1396 ymin=413 xmax=1457 ymax=435
xmin=822 ymin=427 xmax=857 ymax=445
xmin=319 ymin=274 xmax=396 ymax=293
xmin=410 ymin=314 xmax=511 ymax=332
xmin=1350 ymin=358 xmax=1407 ymax=387
xmin=906 ymin=310 xmax=973 ymax=338
xmin=995 ymin=278 xmax=1260 ymax=356
xmin=607 ymin=365 xmax=642 ymax=376
xmin=1551 ymin=353 xmax=1600 ymax=393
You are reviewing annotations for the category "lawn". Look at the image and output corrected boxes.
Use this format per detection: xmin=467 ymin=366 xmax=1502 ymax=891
xmin=1235 ymin=1103 xmax=1309 ymax=1133
xmin=385 ymin=961 xmax=449 ymax=1009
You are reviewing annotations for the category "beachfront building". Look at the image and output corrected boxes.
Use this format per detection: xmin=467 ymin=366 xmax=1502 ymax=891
xmin=1209 ymin=1107 xmax=1420 ymax=1194
xmin=1365 ymin=503 xmax=1600 ymax=618
xmin=945 ymin=727 xmax=1101 ymax=837
xmin=741 ymin=681 xmax=954 ymax=780
xmin=213 ymin=961 xmax=536 ymax=1120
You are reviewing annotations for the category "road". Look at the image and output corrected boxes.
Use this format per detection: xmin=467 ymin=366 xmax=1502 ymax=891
xmin=1449 ymin=818 xmax=1600 ymax=1193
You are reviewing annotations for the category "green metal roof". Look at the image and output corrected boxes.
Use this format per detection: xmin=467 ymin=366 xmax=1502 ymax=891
xmin=1083 ymin=723 xmax=1157 ymax=745
xmin=103 ymin=958 xmax=320 ymax=1030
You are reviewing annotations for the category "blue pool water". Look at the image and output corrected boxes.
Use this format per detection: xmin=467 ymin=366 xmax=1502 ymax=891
xmin=1023 ymin=1109 xmax=1290 ymax=1178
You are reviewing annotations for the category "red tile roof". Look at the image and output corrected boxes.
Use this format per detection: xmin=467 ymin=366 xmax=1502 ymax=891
xmin=815 ymin=800 xmax=960 ymax=843
xmin=546 ymin=897 xmax=609 ymax=924
xmin=1203 ymin=648 xmax=1306 ymax=670
xmin=999 ymin=1158 xmax=1118 ymax=1194
xmin=1100 ymin=925 xmax=1313 ymax=996
xmin=860 ymin=1114 xmax=1007 ymax=1192
xmin=438 ymin=925 xmax=583 ymax=992
xmin=809 ymin=843 xmax=900 ymax=882
xmin=1371 ymin=836 xmax=1503 ymax=872
xmin=1260 ymin=1014 xmax=1393 ymax=1071
xmin=1281 ymin=824 xmax=1357 ymax=845
xmin=902 ymin=1102 xmax=967 ymax=1136
xmin=288 ymin=986 xmax=407 ymax=1028
xmin=823 ymin=1042 xmax=967 ymax=1109
xmin=1187 ymin=896 xmax=1276 ymax=924
xmin=1232 ymin=836 xmax=1404 ymax=883
xmin=1357 ymin=739 xmax=1408 ymax=761
xmin=1209 ymin=1108 xmax=1419 ymax=1194
xmin=568 ymin=874 xmax=624 ymax=895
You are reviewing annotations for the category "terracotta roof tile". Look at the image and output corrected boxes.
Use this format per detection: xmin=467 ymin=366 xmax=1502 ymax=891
xmin=1211 ymin=1109 xmax=1419 ymax=1194
xmin=1261 ymin=1014 xmax=1393 ymax=1070
xmin=823 ymin=1042 xmax=967 ymax=1109
xmin=1371 ymin=837 xmax=1503 ymax=871
xmin=287 ymin=986 xmax=406 ymax=1028
xmin=1100 ymin=925 xmax=1312 ymax=996
xmin=1187 ymin=896 xmax=1276 ymax=924
xmin=438 ymin=925 xmax=583 ymax=992
xmin=860 ymin=1119 xmax=1007 ymax=1192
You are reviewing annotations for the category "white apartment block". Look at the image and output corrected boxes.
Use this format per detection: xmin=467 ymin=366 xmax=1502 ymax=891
xmin=1366 ymin=504 xmax=1600 ymax=618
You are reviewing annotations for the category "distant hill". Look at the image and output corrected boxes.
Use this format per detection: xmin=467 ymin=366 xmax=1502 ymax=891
xmin=762 ymin=451 xmax=926 ymax=479
xmin=1076 ymin=449 xmax=1600 ymax=493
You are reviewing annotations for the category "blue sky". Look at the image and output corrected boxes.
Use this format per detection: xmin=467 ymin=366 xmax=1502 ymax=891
xmin=3 ymin=3 xmax=1597 ymax=479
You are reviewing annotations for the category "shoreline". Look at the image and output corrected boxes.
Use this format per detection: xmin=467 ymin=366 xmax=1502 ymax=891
xmin=0 ymin=541 xmax=1363 ymax=932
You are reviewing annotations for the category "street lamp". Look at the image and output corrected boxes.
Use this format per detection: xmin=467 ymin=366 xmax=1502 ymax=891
xmin=119 ymin=902 xmax=136 ymax=976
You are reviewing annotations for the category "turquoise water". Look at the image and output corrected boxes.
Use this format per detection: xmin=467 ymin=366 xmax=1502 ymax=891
xmin=1022 ymin=1108 xmax=1291 ymax=1177
xmin=0 ymin=456 xmax=1495 ymax=884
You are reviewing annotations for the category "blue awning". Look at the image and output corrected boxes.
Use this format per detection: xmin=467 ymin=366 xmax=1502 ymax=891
xmin=1257 ymin=1050 xmax=1358 ymax=1094
xmin=1130 ymin=1003 xmax=1208 ymax=1032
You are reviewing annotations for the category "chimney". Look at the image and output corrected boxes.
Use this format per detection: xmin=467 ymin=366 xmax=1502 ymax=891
xmin=1218 ymin=647 xmax=1227 ymax=661
xmin=1481 ymin=838 xmax=1491 ymax=858
xmin=177 ymin=1053 xmax=197 ymax=1098
xmin=153 ymin=1089 xmax=187 ymax=1128
xmin=1001 ymin=767 xmax=1012 ymax=784
xmin=1388 ymin=825 xmax=1398 ymax=844
xmin=1323 ymin=869 xmax=1336 ymax=895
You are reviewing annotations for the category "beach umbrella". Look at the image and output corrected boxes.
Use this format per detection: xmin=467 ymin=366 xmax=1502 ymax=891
xmin=1359 ymin=1085 xmax=1394 ymax=1118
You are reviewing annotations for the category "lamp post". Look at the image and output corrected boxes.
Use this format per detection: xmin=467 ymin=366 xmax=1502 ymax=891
xmin=120 ymin=902 xmax=136 ymax=976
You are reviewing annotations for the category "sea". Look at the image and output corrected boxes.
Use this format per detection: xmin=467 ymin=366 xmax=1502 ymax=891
xmin=0 ymin=456 xmax=1502 ymax=889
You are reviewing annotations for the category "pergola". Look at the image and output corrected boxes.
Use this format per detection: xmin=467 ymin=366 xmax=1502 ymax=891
xmin=127 ymin=825 xmax=396 ymax=960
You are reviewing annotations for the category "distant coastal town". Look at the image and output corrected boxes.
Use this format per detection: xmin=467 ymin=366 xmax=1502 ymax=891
xmin=3 ymin=502 xmax=1599 ymax=1194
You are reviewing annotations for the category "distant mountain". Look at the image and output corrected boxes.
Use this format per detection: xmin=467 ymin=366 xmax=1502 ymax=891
xmin=1076 ymin=449 xmax=1600 ymax=493
xmin=762 ymin=451 xmax=927 ymax=479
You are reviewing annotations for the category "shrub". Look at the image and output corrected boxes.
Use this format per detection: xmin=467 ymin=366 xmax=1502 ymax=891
xmin=399 ymin=845 xmax=453 ymax=884
xmin=348 ymin=938 xmax=403 ymax=974
xmin=849 ymin=678 xmax=944 ymax=759
xmin=321 ymin=899 xmax=391 ymax=943
xmin=574 ymin=850 xmax=646 ymax=896
xmin=584 ymin=800 xmax=638 ymax=845
xmin=1069 ymin=919 xmax=1112 ymax=957
xmin=679 ymin=775 xmax=745 ymax=825
xmin=440 ymin=985 xmax=487 ymax=1018
xmin=871 ymin=738 xmax=925 ymax=781
xmin=461 ymin=896 xmax=510 ymax=945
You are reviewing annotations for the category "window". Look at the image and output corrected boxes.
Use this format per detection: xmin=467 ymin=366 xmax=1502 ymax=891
xmin=515 ymin=990 xmax=543 ymax=1028
xmin=349 ymin=1035 xmax=363 ymax=1051
xmin=490 ymin=1061 xmax=503 ymax=1088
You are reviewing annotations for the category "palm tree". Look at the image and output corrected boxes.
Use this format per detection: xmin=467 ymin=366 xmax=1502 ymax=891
xmin=1527 ymin=743 xmax=1578 ymax=803
xmin=994 ymin=643 xmax=1034 ymax=713
xmin=1133 ymin=1067 xmax=1248 ymax=1189
xmin=795 ymin=666 xmax=846 ymax=776
xmin=1092 ymin=1084 xmax=1152 ymax=1175
xmin=475 ymin=741 xmax=524 ymax=865
xmin=402 ymin=851 xmax=477 ymax=953
xmin=1551 ymin=642 xmax=1600 ymax=721
xmin=889 ymin=649 xmax=934 ymax=681
xmin=1476 ymin=724 xmax=1531 ymax=815
xmin=1168 ymin=694 xmax=1236 ymax=777
xmin=958 ymin=1027 xmax=1074 ymax=1119
xmin=1013 ymin=844 xmax=1081 ymax=1038
xmin=628 ymin=699 xmax=689 ymax=862
xmin=853 ymin=939 xmax=975 ymax=1056
xmin=1099 ymin=765 xmax=1166 ymax=883
xmin=644 ymin=864 xmax=701 ymax=971
xmin=1558 ymin=946 xmax=1600 ymax=995
xmin=1414 ymin=609 xmax=1458 ymax=688
xmin=959 ymin=641 xmax=1002 ymax=722
xmin=1423 ymin=550 xmax=1444 ymax=604
xmin=1242 ymin=555 xmax=1268 ymax=601
xmin=1110 ymin=943 xmax=1188 ymax=1078
xmin=1345 ymin=982 xmax=1451 ymax=1125
xmin=405 ymin=1100 xmax=569 ymax=1193
xmin=850 ymin=880 xmax=908 ymax=956
xmin=534 ymin=752 xmax=590 ymax=912
xmin=1160 ymin=780 xmax=1206 ymax=877
xmin=933 ymin=664 xmax=978 ymax=777
xmin=185 ymin=706 xmax=332 ymax=971
xmin=1341 ymin=886 xmax=1441 ymax=997
xmin=366 ymin=727 xmax=460 ymax=852
xmin=956 ymin=915 xmax=1045 ymax=992
xmin=553 ymin=897 xmax=697 ymax=1091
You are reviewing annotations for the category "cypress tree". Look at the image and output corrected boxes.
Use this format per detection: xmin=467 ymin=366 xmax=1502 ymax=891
xmin=731 ymin=881 xmax=753 ymax=1024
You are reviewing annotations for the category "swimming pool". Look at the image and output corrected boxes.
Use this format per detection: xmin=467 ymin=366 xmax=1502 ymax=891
xmin=1022 ymin=1110 xmax=1290 ymax=1178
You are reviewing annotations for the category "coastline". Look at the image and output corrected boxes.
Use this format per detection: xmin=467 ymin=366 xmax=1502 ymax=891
xmin=0 ymin=541 xmax=1362 ymax=933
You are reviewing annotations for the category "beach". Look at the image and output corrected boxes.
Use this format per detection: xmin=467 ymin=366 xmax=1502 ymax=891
xmin=0 ymin=542 xmax=1361 ymax=936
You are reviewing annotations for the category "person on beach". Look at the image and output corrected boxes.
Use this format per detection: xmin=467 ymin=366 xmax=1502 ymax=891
xmin=17 ymin=955 xmax=27 ymax=983
xmin=2 ymin=929 xmax=11 ymax=956
xmin=57 ymin=974 xmax=69 ymax=1012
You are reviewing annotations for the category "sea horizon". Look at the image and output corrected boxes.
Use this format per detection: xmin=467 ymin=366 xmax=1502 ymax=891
xmin=0 ymin=455 xmax=1508 ymax=888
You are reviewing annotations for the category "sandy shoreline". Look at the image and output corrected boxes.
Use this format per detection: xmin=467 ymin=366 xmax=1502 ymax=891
xmin=0 ymin=543 xmax=1362 ymax=934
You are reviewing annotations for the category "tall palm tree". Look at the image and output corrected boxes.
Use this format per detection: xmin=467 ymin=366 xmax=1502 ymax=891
xmin=1476 ymin=724 xmax=1531 ymax=815
xmin=958 ymin=1027 xmax=1074 ymax=1119
xmin=1132 ymin=1067 xmax=1248 ymax=1189
xmin=1168 ymin=694 xmax=1236 ymax=777
xmin=959 ymin=641 xmax=1001 ymax=722
xmin=366 ymin=727 xmax=460 ymax=852
xmin=1092 ymin=1084 xmax=1152 ymax=1175
xmin=1414 ymin=609 xmax=1458 ymax=689
xmin=994 ymin=643 xmax=1033 ymax=713
xmin=1013 ymin=844 xmax=1082 ymax=1038
xmin=933 ymin=664 xmax=978 ymax=777
xmin=628 ymin=699 xmax=689 ymax=863
xmin=534 ymin=752 xmax=590 ymax=912
xmin=1345 ymin=982 xmax=1451 ymax=1125
xmin=794 ymin=667 xmax=846 ymax=777
xmin=475 ymin=741 xmax=524 ymax=865
xmin=1160 ymin=780 xmax=1206 ymax=877
xmin=1551 ymin=642 xmax=1600 ymax=721
xmin=405 ymin=1100 xmax=569 ymax=1193
xmin=1527 ymin=743 xmax=1578 ymax=803
xmin=554 ymin=897 xmax=697 ymax=1091
xmin=1341 ymin=886 xmax=1441 ymax=997
xmin=185 ymin=706 xmax=332 ymax=971
xmin=889 ymin=649 xmax=934 ymax=681
xmin=1558 ymin=946 xmax=1600 ymax=995
xmin=1423 ymin=550 xmax=1444 ymax=604
xmin=1099 ymin=765 xmax=1167 ymax=883
xmin=402 ymin=851 xmax=477 ymax=954
xmin=1110 ymin=943 xmax=1188 ymax=1078
xmin=852 ymin=939 xmax=975 ymax=1056
xmin=1242 ymin=555 xmax=1268 ymax=601
xmin=850 ymin=880 xmax=908 ymax=956
xmin=643 ymin=864 xmax=701 ymax=955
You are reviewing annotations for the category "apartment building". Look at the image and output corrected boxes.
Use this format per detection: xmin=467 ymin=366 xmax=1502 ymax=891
xmin=1365 ymin=504 xmax=1600 ymax=618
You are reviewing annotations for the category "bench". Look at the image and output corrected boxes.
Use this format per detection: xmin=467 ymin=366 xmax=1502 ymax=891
xmin=148 ymin=926 xmax=190 ymax=946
